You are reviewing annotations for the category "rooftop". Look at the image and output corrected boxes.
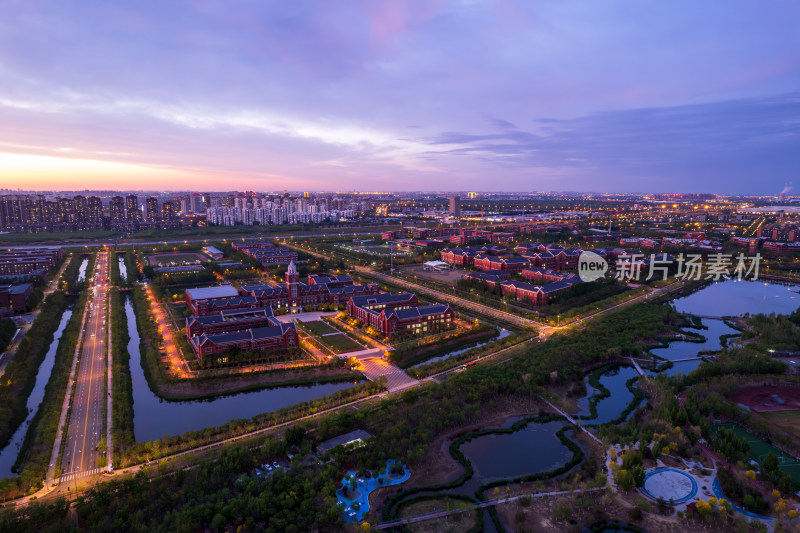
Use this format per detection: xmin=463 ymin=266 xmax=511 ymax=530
xmin=185 ymin=285 xmax=240 ymax=300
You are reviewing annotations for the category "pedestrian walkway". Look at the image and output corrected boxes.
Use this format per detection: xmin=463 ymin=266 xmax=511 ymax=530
xmin=539 ymin=396 xmax=602 ymax=445
xmin=356 ymin=357 xmax=419 ymax=392
xmin=340 ymin=348 xmax=384 ymax=360
xmin=57 ymin=467 xmax=105 ymax=483
xmin=374 ymin=487 xmax=604 ymax=529
xmin=629 ymin=356 xmax=647 ymax=379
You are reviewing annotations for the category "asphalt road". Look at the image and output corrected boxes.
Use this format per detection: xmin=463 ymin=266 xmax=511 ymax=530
xmin=62 ymin=251 xmax=109 ymax=477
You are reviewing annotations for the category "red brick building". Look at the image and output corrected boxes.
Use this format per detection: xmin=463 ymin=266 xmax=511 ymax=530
xmin=189 ymin=323 xmax=298 ymax=360
xmin=473 ymin=255 xmax=530 ymax=273
xmin=500 ymin=280 xmax=573 ymax=306
xmin=381 ymin=230 xmax=404 ymax=241
xmin=0 ymin=283 xmax=33 ymax=314
xmin=462 ymin=270 xmax=510 ymax=289
xmin=186 ymin=307 xmax=277 ymax=338
xmin=521 ymin=267 xmax=581 ymax=284
xmin=489 ymin=232 xmax=515 ymax=244
xmin=0 ymin=247 xmax=62 ymax=278
xmin=346 ymin=293 xmax=418 ymax=325
xmin=347 ymin=292 xmax=454 ymax=337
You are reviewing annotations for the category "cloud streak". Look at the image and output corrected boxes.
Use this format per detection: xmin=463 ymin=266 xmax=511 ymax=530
xmin=0 ymin=1 xmax=799 ymax=192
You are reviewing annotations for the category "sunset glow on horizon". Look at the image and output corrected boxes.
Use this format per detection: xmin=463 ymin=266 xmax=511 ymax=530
xmin=1 ymin=1 xmax=799 ymax=193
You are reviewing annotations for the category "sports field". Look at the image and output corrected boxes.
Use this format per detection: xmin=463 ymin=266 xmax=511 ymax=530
xmin=715 ymin=423 xmax=800 ymax=483
xmin=148 ymin=252 xmax=209 ymax=266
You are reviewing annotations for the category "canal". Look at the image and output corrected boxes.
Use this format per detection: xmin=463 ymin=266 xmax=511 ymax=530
xmin=118 ymin=255 xmax=127 ymax=282
xmin=77 ymin=258 xmax=89 ymax=283
xmin=123 ymin=297 xmax=359 ymax=441
xmin=0 ymin=309 xmax=72 ymax=478
xmin=409 ymin=328 xmax=513 ymax=368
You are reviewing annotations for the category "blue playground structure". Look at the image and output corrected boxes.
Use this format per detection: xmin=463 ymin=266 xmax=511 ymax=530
xmin=337 ymin=459 xmax=411 ymax=523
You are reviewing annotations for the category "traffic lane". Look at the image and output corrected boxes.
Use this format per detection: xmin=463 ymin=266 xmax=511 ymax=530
xmin=63 ymin=256 xmax=108 ymax=474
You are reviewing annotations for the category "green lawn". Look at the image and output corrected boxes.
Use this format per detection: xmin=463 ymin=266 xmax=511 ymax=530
xmin=319 ymin=333 xmax=363 ymax=353
xmin=299 ymin=320 xmax=339 ymax=336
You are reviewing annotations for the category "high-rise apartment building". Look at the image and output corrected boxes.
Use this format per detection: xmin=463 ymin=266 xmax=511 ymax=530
xmin=126 ymin=195 xmax=141 ymax=222
xmin=110 ymin=196 xmax=126 ymax=224
xmin=449 ymin=195 xmax=461 ymax=217
xmin=161 ymin=201 xmax=177 ymax=222
xmin=146 ymin=197 xmax=160 ymax=222
xmin=191 ymin=193 xmax=205 ymax=214
xmin=87 ymin=196 xmax=103 ymax=226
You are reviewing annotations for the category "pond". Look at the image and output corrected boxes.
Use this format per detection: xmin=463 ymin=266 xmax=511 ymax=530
xmin=77 ymin=258 xmax=89 ymax=282
xmin=124 ymin=297 xmax=360 ymax=441
xmin=576 ymin=366 xmax=643 ymax=425
xmin=650 ymin=318 xmax=740 ymax=376
xmin=459 ymin=420 xmax=573 ymax=492
xmin=673 ymin=279 xmax=800 ymax=317
xmin=0 ymin=309 xmax=72 ymax=478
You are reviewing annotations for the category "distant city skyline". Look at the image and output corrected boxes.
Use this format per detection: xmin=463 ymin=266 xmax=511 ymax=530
xmin=1 ymin=2 xmax=799 ymax=194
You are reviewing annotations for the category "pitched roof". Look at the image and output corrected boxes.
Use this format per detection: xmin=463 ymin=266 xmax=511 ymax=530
xmin=350 ymin=292 xmax=416 ymax=307
xmin=208 ymin=295 xmax=259 ymax=308
xmin=385 ymin=304 xmax=451 ymax=320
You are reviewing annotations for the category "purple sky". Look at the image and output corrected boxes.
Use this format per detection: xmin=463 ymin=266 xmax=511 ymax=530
xmin=1 ymin=1 xmax=799 ymax=194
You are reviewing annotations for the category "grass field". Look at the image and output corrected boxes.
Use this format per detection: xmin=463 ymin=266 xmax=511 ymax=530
xmin=319 ymin=333 xmax=363 ymax=353
xmin=760 ymin=410 xmax=800 ymax=440
xmin=299 ymin=320 xmax=339 ymax=336
xmin=147 ymin=252 xmax=208 ymax=265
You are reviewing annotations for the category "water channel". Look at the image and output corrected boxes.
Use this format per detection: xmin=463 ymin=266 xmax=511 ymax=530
xmin=0 ymin=310 xmax=72 ymax=478
xmin=118 ymin=255 xmax=127 ymax=282
xmin=77 ymin=258 xmax=89 ymax=283
xmin=410 ymin=328 xmax=512 ymax=368
xmin=123 ymin=297 xmax=360 ymax=441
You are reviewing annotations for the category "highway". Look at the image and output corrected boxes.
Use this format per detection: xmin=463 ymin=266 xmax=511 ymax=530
xmin=61 ymin=251 xmax=109 ymax=480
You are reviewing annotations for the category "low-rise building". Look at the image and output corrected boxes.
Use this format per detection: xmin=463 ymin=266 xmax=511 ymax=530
xmin=189 ymin=323 xmax=298 ymax=359
xmin=521 ymin=267 xmax=581 ymax=284
xmin=186 ymin=306 xmax=277 ymax=338
xmin=0 ymin=283 xmax=33 ymax=314
xmin=185 ymin=285 xmax=241 ymax=314
xmin=500 ymin=280 xmax=573 ymax=306
xmin=203 ymin=246 xmax=224 ymax=260
xmin=473 ymin=255 xmax=531 ymax=273
xmin=0 ymin=247 xmax=62 ymax=278
xmin=462 ymin=270 xmax=511 ymax=289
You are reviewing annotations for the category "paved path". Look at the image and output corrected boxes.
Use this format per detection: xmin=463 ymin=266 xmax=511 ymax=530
xmin=374 ymin=487 xmax=605 ymax=529
xmin=356 ymin=357 xmax=419 ymax=392
xmin=339 ymin=348 xmax=384 ymax=360
xmin=629 ymin=356 xmax=646 ymax=378
xmin=539 ymin=396 xmax=602 ymax=445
